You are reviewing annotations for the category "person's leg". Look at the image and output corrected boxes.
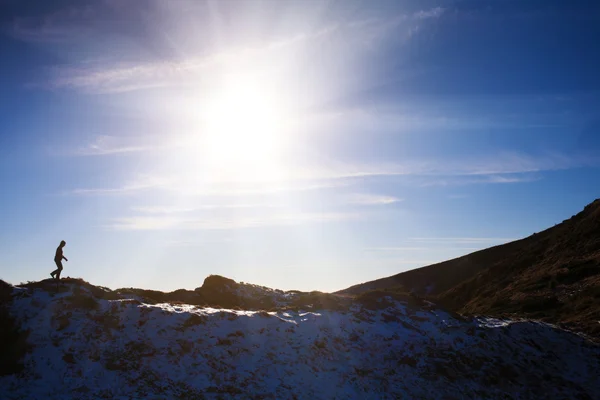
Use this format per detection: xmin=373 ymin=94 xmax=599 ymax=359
xmin=53 ymin=260 xmax=63 ymax=280
xmin=56 ymin=263 xmax=63 ymax=280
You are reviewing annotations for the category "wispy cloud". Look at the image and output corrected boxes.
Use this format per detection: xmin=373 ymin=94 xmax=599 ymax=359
xmin=418 ymin=173 xmax=541 ymax=187
xmin=165 ymin=238 xmax=233 ymax=247
xmin=304 ymin=152 xmax=588 ymax=180
xmin=414 ymin=7 xmax=445 ymax=20
xmin=69 ymin=180 xmax=347 ymax=197
xmin=106 ymin=211 xmax=358 ymax=231
xmin=36 ymin=28 xmax=324 ymax=93
xmin=228 ymin=152 xmax=587 ymax=183
xmin=15 ymin=2 xmax=446 ymax=94
xmin=66 ymin=151 xmax=593 ymax=196
xmin=343 ymin=6 xmax=446 ymax=48
xmin=486 ymin=175 xmax=538 ymax=184
xmin=10 ymin=5 xmax=97 ymax=43
xmin=345 ymin=194 xmax=402 ymax=205
xmin=126 ymin=192 xmax=399 ymax=220
xmin=407 ymin=237 xmax=517 ymax=244
xmin=366 ymin=247 xmax=431 ymax=251
xmin=365 ymin=246 xmax=482 ymax=252
xmin=67 ymin=175 xmax=170 ymax=195
xmin=59 ymin=135 xmax=165 ymax=156
xmin=131 ymin=204 xmax=274 ymax=213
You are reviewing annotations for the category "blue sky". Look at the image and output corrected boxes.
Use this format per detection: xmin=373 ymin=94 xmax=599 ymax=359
xmin=1 ymin=0 xmax=599 ymax=292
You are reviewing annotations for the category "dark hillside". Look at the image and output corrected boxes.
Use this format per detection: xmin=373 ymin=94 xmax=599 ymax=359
xmin=338 ymin=199 xmax=600 ymax=338
xmin=339 ymin=238 xmax=529 ymax=297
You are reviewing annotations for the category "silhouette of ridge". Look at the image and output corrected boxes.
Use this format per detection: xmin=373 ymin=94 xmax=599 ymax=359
xmin=337 ymin=199 xmax=600 ymax=339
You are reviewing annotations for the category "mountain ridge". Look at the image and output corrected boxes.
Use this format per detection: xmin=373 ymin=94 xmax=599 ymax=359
xmin=1 ymin=277 xmax=599 ymax=399
xmin=337 ymin=199 xmax=600 ymax=339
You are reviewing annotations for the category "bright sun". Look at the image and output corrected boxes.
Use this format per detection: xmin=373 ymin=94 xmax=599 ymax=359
xmin=200 ymin=76 xmax=290 ymax=171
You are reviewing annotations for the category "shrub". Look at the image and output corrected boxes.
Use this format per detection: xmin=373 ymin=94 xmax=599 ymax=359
xmin=354 ymin=367 xmax=373 ymax=377
xmin=104 ymin=341 xmax=155 ymax=371
xmin=398 ymin=355 xmax=417 ymax=367
xmin=115 ymin=288 xmax=167 ymax=304
xmin=52 ymin=314 xmax=71 ymax=331
xmin=180 ymin=314 xmax=207 ymax=329
xmin=0 ymin=281 xmax=31 ymax=376
xmin=92 ymin=313 xmax=121 ymax=331
xmin=355 ymin=290 xmax=396 ymax=310
xmin=177 ymin=339 xmax=194 ymax=355
xmin=64 ymin=294 xmax=99 ymax=311
xmin=62 ymin=352 xmax=76 ymax=364
xmin=216 ymin=338 xmax=233 ymax=346
xmin=313 ymin=338 xmax=327 ymax=349
xmin=290 ymin=291 xmax=348 ymax=311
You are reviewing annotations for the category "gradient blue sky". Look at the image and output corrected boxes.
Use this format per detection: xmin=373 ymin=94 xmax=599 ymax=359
xmin=1 ymin=0 xmax=599 ymax=292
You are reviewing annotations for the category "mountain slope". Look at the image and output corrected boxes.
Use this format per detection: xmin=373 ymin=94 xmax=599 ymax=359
xmin=1 ymin=278 xmax=599 ymax=399
xmin=338 ymin=199 xmax=600 ymax=338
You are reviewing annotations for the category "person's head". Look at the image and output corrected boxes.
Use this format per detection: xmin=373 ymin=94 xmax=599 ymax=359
xmin=60 ymin=240 xmax=66 ymax=247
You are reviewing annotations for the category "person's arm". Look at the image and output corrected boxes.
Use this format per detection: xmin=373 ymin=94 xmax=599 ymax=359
xmin=63 ymin=255 xmax=68 ymax=261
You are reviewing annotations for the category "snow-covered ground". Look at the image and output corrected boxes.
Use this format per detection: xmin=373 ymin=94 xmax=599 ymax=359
xmin=1 ymin=279 xmax=599 ymax=399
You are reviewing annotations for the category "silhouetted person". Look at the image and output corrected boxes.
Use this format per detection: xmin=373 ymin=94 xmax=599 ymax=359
xmin=51 ymin=240 xmax=68 ymax=280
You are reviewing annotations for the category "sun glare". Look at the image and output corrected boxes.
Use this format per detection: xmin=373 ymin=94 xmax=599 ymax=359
xmin=201 ymin=76 xmax=290 ymax=170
